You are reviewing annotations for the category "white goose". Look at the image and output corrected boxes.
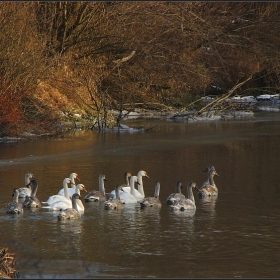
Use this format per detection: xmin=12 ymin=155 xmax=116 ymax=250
xmin=115 ymin=170 xmax=149 ymax=201
xmin=84 ymin=174 xmax=107 ymax=202
xmin=140 ymin=181 xmax=161 ymax=208
xmin=197 ymin=167 xmax=219 ymax=197
xmin=57 ymin=173 xmax=80 ymax=197
xmin=167 ymin=180 xmax=186 ymax=205
xmin=118 ymin=175 xmax=139 ymax=204
xmin=47 ymin=183 xmax=87 ymax=212
xmin=42 ymin=178 xmax=72 ymax=206
xmin=57 ymin=193 xmax=82 ymax=220
xmin=18 ymin=172 xmax=34 ymax=198
xmin=104 ymin=185 xmax=124 ymax=210
xmin=6 ymin=189 xmax=24 ymax=214
xmin=171 ymin=181 xmax=199 ymax=211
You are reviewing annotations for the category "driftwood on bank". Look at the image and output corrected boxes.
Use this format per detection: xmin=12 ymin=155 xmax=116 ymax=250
xmin=196 ymin=75 xmax=253 ymax=116
xmin=0 ymin=248 xmax=18 ymax=279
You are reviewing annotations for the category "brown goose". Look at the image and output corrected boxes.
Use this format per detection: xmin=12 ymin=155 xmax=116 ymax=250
xmin=6 ymin=188 xmax=24 ymax=214
xmin=140 ymin=181 xmax=162 ymax=208
xmin=171 ymin=181 xmax=200 ymax=211
xmin=167 ymin=180 xmax=185 ymax=205
xmin=23 ymin=177 xmax=41 ymax=208
xmin=104 ymin=185 xmax=124 ymax=210
xmin=57 ymin=193 xmax=82 ymax=220
xmin=197 ymin=167 xmax=219 ymax=197
xmin=84 ymin=174 xmax=107 ymax=202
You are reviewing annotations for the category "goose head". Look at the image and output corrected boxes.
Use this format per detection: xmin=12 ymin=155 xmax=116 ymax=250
xmin=124 ymin=172 xmax=132 ymax=185
xmin=203 ymin=165 xmax=215 ymax=172
xmin=138 ymin=170 xmax=150 ymax=178
xmin=209 ymin=169 xmax=219 ymax=177
xmin=99 ymin=174 xmax=107 ymax=182
xmin=76 ymin=184 xmax=87 ymax=193
xmin=25 ymin=172 xmax=34 ymax=186
xmin=70 ymin=172 xmax=80 ymax=187
xmin=63 ymin=177 xmax=72 ymax=185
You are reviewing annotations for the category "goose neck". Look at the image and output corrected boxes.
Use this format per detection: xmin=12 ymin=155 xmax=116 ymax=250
xmin=187 ymin=184 xmax=195 ymax=202
xmin=154 ymin=183 xmax=160 ymax=198
xmin=208 ymin=172 xmax=215 ymax=187
xmin=72 ymin=197 xmax=79 ymax=211
xmin=63 ymin=181 xmax=71 ymax=200
xmin=13 ymin=190 xmax=19 ymax=203
xmin=130 ymin=176 xmax=137 ymax=197
xmin=115 ymin=186 xmax=120 ymax=199
xmin=99 ymin=177 xmax=105 ymax=195
xmin=31 ymin=181 xmax=38 ymax=198
xmin=137 ymin=174 xmax=145 ymax=197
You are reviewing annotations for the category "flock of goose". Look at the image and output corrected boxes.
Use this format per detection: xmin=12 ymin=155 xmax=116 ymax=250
xmin=5 ymin=166 xmax=219 ymax=220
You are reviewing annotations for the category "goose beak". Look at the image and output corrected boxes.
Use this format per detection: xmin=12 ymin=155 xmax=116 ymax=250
xmin=83 ymin=187 xmax=88 ymax=192
xmin=145 ymin=174 xmax=150 ymax=178
xmin=215 ymin=172 xmax=220 ymax=177
xmin=196 ymin=186 xmax=202 ymax=193
xmin=76 ymin=176 xmax=80 ymax=181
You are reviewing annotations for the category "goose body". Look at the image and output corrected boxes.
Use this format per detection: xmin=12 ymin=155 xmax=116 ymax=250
xmin=57 ymin=193 xmax=82 ymax=220
xmin=84 ymin=174 xmax=107 ymax=202
xmin=43 ymin=177 xmax=72 ymax=206
xmin=109 ymin=171 xmax=131 ymax=198
xmin=57 ymin=173 xmax=80 ymax=198
xmin=18 ymin=172 xmax=34 ymax=198
xmin=6 ymin=189 xmax=24 ymax=214
xmin=117 ymin=170 xmax=149 ymax=201
xmin=104 ymin=185 xmax=124 ymax=210
xmin=197 ymin=167 xmax=219 ymax=197
xmin=140 ymin=181 xmax=162 ymax=208
xmin=171 ymin=181 xmax=199 ymax=211
xmin=119 ymin=176 xmax=139 ymax=204
xmin=167 ymin=180 xmax=186 ymax=205
xmin=48 ymin=183 xmax=87 ymax=211
xmin=23 ymin=177 xmax=41 ymax=208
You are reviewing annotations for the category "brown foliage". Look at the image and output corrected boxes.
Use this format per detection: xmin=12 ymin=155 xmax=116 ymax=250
xmin=0 ymin=2 xmax=280 ymax=135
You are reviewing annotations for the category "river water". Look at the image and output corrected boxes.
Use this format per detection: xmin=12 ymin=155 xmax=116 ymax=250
xmin=1 ymin=111 xmax=280 ymax=278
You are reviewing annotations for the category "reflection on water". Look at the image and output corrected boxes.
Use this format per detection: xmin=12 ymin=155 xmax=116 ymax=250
xmin=1 ymin=115 xmax=280 ymax=277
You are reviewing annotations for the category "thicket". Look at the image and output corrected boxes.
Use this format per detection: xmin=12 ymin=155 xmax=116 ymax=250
xmin=0 ymin=2 xmax=280 ymax=136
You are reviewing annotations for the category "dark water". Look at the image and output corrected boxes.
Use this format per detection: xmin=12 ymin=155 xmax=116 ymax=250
xmin=1 ymin=112 xmax=280 ymax=278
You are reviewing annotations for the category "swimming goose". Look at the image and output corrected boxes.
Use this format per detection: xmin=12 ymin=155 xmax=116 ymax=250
xmin=201 ymin=165 xmax=217 ymax=188
xmin=197 ymin=168 xmax=219 ymax=197
xmin=84 ymin=174 xmax=107 ymax=202
xmin=48 ymin=183 xmax=87 ymax=211
xmin=167 ymin=180 xmax=186 ymax=205
xmin=23 ymin=177 xmax=41 ymax=208
xmin=119 ymin=175 xmax=139 ymax=204
xmin=57 ymin=193 xmax=82 ymax=220
xmin=18 ymin=172 xmax=34 ymax=198
xmin=171 ymin=181 xmax=199 ymax=211
xmin=57 ymin=172 xmax=80 ymax=198
xmin=118 ymin=170 xmax=149 ymax=201
xmin=6 ymin=189 xmax=24 ymax=214
xmin=109 ymin=171 xmax=131 ymax=198
xmin=42 ymin=177 xmax=72 ymax=206
xmin=104 ymin=185 xmax=124 ymax=210
xmin=140 ymin=181 xmax=162 ymax=208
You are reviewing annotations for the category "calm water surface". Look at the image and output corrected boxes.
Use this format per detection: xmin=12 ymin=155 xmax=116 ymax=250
xmin=1 ymin=112 xmax=280 ymax=278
